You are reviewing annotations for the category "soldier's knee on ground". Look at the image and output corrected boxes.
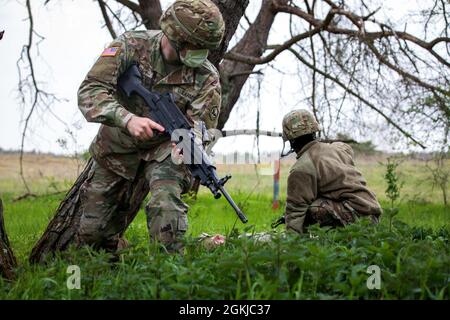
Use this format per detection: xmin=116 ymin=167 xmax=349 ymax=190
xmin=78 ymin=229 xmax=116 ymax=251
xmin=146 ymin=181 xmax=189 ymax=252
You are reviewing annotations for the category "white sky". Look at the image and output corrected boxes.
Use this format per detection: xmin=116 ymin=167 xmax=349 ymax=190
xmin=0 ymin=0 xmax=441 ymax=157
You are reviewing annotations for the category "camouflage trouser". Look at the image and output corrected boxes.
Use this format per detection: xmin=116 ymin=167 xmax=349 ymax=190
xmin=304 ymin=198 xmax=379 ymax=230
xmin=143 ymin=155 xmax=191 ymax=252
xmin=78 ymin=155 xmax=191 ymax=252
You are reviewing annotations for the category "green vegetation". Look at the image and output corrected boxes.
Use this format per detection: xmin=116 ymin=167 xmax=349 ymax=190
xmin=335 ymin=133 xmax=378 ymax=156
xmin=382 ymin=157 xmax=403 ymax=231
xmin=0 ymin=156 xmax=448 ymax=299
xmin=0 ymin=217 xmax=448 ymax=299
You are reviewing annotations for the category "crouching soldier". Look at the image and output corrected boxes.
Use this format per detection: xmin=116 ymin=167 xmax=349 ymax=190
xmin=281 ymin=109 xmax=382 ymax=234
xmin=76 ymin=0 xmax=224 ymax=253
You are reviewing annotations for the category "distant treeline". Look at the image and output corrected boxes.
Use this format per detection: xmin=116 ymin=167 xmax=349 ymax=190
xmin=0 ymin=147 xmax=448 ymax=161
xmin=0 ymin=148 xmax=78 ymax=159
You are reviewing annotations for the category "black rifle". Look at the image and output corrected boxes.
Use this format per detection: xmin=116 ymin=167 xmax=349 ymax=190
xmin=118 ymin=64 xmax=248 ymax=224
xmin=271 ymin=216 xmax=285 ymax=228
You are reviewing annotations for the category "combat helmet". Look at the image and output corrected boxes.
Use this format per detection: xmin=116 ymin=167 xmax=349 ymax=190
xmin=160 ymin=0 xmax=225 ymax=50
xmin=282 ymin=109 xmax=320 ymax=141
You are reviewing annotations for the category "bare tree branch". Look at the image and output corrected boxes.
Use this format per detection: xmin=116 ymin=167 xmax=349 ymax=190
xmin=308 ymin=1 xmax=319 ymax=124
xmin=228 ymin=70 xmax=263 ymax=79
xmin=217 ymin=0 xmax=280 ymax=129
xmin=287 ymin=47 xmax=426 ymax=148
xmin=16 ymin=0 xmax=62 ymax=197
xmin=208 ymin=0 xmax=250 ymax=67
xmin=98 ymin=0 xmax=117 ymax=39
xmin=104 ymin=1 xmax=128 ymax=32
xmin=223 ymin=8 xmax=337 ymax=65
xmin=113 ymin=0 xmax=142 ymax=15
xmin=273 ymin=1 xmax=450 ymax=67
xmin=137 ymin=0 xmax=162 ymax=30
xmin=365 ymin=40 xmax=447 ymax=97
xmin=18 ymin=0 xmax=41 ymax=195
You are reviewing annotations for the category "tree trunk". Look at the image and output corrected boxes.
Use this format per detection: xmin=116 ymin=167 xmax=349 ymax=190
xmin=209 ymin=0 xmax=249 ymax=67
xmin=29 ymin=158 xmax=150 ymax=264
xmin=218 ymin=0 xmax=287 ymax=129
xmin=0 ymin=198 xmax=17 ymax=280
xmin=138 ymin=0 xmax=162 ymax=30
xmin=134 ymin=0 xmax=249 ymax=68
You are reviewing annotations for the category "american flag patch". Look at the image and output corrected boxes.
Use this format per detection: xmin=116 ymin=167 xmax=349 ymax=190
xmin=101 ymin=47 xmax=120 ymax=57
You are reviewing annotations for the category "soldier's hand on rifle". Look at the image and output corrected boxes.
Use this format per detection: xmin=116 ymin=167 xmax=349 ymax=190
xmin=126 ymin=115 xmax=165 ymax=140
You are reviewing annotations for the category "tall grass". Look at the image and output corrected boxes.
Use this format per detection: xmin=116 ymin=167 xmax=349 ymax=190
xmin=0 ymin=156 xmax=448 ymax=299
xmin=0 ymin=219 xmax=448 ymax=299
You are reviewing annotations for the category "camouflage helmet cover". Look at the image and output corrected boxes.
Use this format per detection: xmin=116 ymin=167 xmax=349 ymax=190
xmin=282 ymin=109 xmax=320 ymax=141
xmin=160 ymin=0 xmax=225 ymax=50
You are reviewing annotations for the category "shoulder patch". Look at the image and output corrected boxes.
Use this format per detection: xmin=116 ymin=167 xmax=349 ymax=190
xmin=101 ymin=47 xmax=120 ymax=57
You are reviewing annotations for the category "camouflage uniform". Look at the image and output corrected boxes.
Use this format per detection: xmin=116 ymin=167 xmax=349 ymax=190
xmin=77 ymin=0 xmax=224 ymax=251
xmin=282 ymin=110 xmax=382 ymax=234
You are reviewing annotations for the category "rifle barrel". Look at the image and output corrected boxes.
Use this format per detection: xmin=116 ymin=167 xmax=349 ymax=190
xmin=219 ymin=185 xmax=248 ymax=223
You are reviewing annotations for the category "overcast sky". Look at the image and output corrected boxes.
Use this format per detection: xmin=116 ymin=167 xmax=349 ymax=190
xmin=0 ymin=0 xmax=437 ymax=157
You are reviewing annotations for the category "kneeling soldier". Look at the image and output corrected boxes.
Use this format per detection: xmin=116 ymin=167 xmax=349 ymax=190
xmin=77 ymin=0 xmax=224 ymax=252
xmin=281 ymin=109 xmax=382 ymax=234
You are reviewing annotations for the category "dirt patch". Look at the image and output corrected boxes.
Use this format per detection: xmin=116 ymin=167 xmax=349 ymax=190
xmin=0 ymin=153 xmax=83 ymax=181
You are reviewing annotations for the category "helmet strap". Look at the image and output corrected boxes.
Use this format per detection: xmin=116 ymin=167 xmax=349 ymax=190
xmin=280 ymin=140 xmax=294 ymax=158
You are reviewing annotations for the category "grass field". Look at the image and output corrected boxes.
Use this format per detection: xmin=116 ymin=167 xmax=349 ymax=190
xmin=0 ymin=153 xmax=448 ymax=299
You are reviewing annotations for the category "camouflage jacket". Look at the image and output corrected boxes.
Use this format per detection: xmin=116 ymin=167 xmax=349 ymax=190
xmin=285 ymin=140 xmax=382 ymax=225
xmin=78 ymin=30 xmax=221 ymax=179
